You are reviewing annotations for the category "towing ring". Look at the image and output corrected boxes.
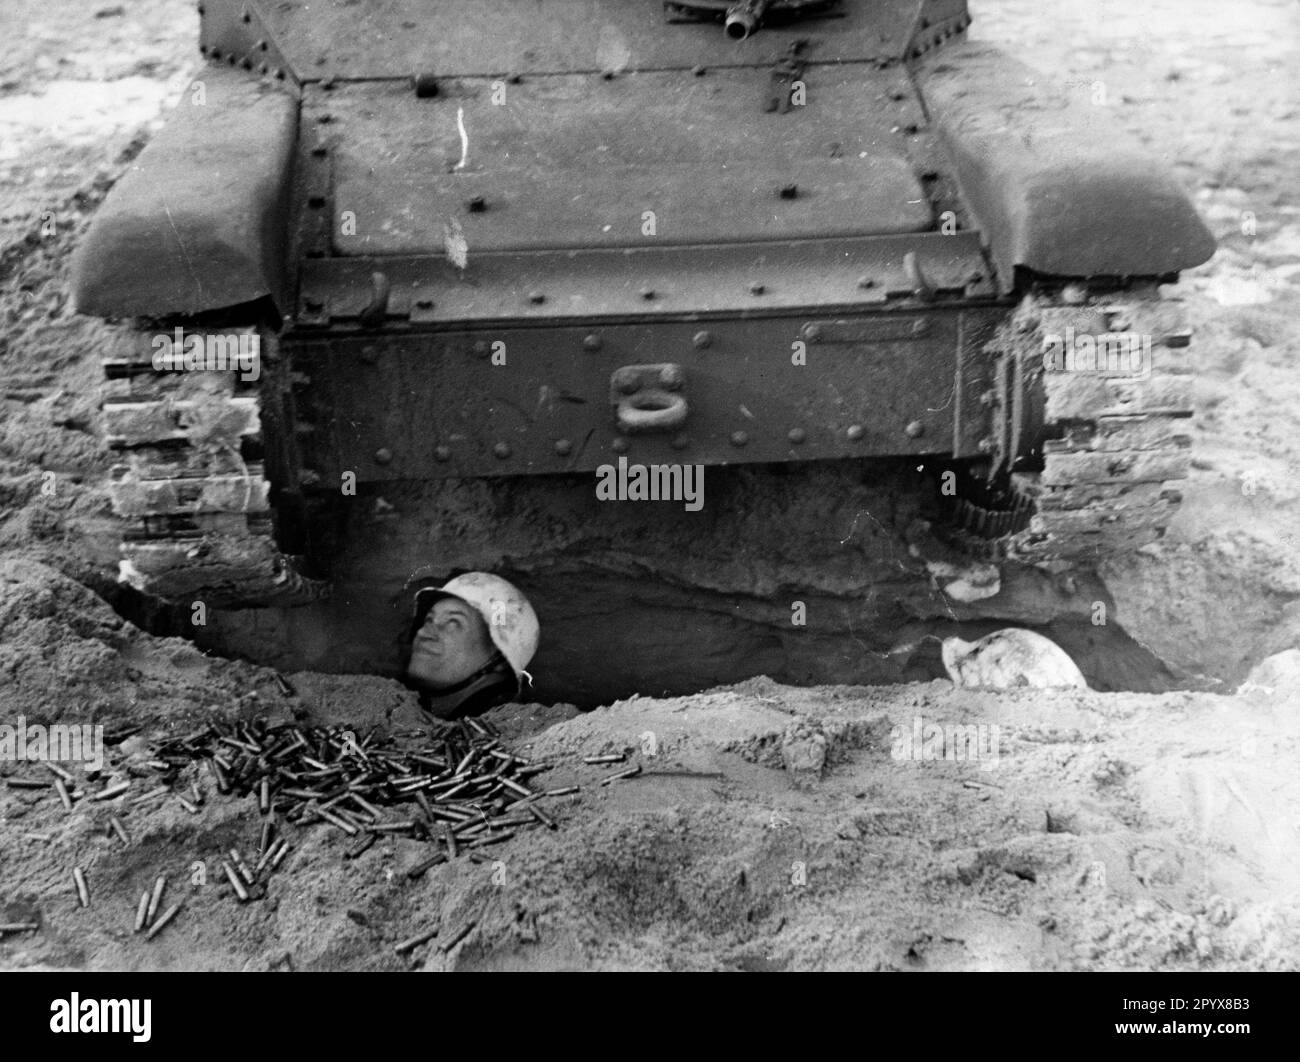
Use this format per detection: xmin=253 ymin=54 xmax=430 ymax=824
xmin=616 ymin=388 xmax=689 ymax=433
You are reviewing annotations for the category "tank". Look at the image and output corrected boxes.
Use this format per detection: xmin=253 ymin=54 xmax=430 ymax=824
xmin=71 ymin=0 xmax=1216 ymax=704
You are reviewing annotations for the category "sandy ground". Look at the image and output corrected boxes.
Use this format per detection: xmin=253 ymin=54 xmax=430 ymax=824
xmin=1 ymin=0 xmax=1299 ymax=970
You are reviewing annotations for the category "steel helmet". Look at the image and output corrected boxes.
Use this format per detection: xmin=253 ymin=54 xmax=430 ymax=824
xmin=409 ymin=572 xmax=539 ymax=689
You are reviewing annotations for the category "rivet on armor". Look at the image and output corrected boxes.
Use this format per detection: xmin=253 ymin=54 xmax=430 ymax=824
xmin=611 ymin=437 xmax=629 ymax=453
xmin=434 ymin=446 xmax=451 ymax=462
xmin=493 ymin=442 xmax=511 ymax=460
xmin=374 ymin=447 xmax=393 ymax=465
xmin=905 ymin=420 xmax=924 ymax=439
xmin=582 ymin=333 xmax=603 ymax=351
xmin=788 ymin=428 xmax=806 ymax=444
xmin=554 ymin=439 xmax=573 ymax=457
xmin=730 ymin=431 xmax=748 ymax=447
xmin=846 ymin=424 xmax=865 ymax=442
xmin=692 ymin=330 xmax=712 ymax=350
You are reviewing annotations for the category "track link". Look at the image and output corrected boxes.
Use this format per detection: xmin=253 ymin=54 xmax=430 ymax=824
xmin=955 ymin=285 xmax=1194 ymax=564
xmin=101 ymin=325 xmax=327 ymax=607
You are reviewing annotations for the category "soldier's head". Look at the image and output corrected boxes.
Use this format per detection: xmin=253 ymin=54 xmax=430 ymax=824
xmin=404 ymin=572 xmax=539 ymax=702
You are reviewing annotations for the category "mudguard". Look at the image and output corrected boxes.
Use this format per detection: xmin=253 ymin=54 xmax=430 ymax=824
xmin=71 ymin=67 xmax=297 ymax=318
xmin=916 ymin=43 xmax=1216 ymax=289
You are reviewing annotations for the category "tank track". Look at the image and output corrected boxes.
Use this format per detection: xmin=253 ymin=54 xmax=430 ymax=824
xmin=101 ymin=325 xmax=328 ymax=608
xmin=952 ymin=285 xmax=1194 ymax=564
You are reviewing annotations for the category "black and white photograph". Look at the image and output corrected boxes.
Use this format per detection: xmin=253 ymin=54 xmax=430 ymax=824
xmin=0 ymin=0 xmax=1295 ymax=1023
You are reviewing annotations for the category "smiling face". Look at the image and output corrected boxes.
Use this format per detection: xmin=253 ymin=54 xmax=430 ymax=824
xmin=407 ymin=595 xmax=498 ymax=690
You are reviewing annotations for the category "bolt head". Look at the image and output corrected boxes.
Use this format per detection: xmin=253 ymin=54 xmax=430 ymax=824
xmin=803 ymin=323 xmax=823 ymax=343
xmin=846 ymin=424 xmax=865 ymax=442
xmin=788 ymin=427 xmax=806 ymax=444
xmin=374 ymin=447 xmax=393 ymax=465
xmin=434 ymin=446 xmax=451 ymax=462
xmin=493 ymin=442 xmax=511 ymax=459
xmin=582 ymin=333 xmax=603 ymax=351
xmin=659 ymin=366 xmax=685 ymax=390
xmin=911 ymin=320 xmax=929 ymax=336
xmin=611 ymin=437 xmax=629 ymax=453
xmin=554 ymin=439 xmax=572 ymax=456
xmin=905 ymin=420 xmax=924 ymax=439
xmin=730 ymin=431 xmax=748 ymax=447
xmin=692 ymin=330 xmax=712 ymax=350
xmin=527 ymin=291 xmax=545 ymax=305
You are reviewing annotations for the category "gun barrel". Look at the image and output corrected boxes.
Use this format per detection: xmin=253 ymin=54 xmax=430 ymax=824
xmin=724 ymin=0 xmax=768 ymax=39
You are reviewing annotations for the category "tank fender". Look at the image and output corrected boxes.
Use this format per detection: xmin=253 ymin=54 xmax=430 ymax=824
xmin=915 ymin=43 xmax=1215 ymax=289
xmin=71 ymin=66 xmax=297 ymax=318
